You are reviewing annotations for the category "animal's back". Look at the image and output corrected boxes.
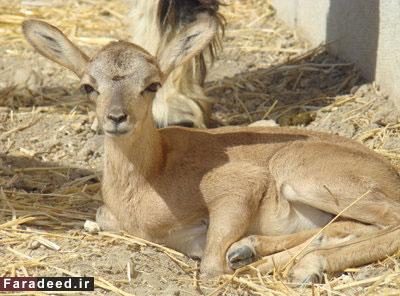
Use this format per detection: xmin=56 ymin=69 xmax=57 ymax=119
xmin=160 ymin=125 xmax=400 ymax=206
xmin=159 ymin=125 xmax=384 ymax=167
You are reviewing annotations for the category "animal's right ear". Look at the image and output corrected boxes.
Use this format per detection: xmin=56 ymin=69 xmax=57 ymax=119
xmin=22 ymin=19 xmax=89 ymax=78
xmin=157 ymin=17 xmax=217 ymax=80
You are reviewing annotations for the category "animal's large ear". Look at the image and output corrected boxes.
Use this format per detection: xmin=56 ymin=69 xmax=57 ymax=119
xmin=22 ymin=19 xmax=89 ymax=78
xmin=157 ymin=17 xmax=217 ymax=80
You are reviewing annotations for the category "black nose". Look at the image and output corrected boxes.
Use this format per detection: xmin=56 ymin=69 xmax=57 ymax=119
xmin=107 ymin=109 xmax=127 ymax=124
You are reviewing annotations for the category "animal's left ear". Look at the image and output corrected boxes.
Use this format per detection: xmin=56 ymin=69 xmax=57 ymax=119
xmin=156 ymin=17 xmax=217 ymax=80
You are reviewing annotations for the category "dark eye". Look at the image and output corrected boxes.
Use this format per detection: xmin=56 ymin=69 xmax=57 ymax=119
xmin=142 ymin=82 xmax=161 ymax=94
xmin=82 ymin=84 xmax=96 ymax=95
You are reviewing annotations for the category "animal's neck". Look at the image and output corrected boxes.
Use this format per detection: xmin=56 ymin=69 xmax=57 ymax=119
xmin=103 ymin=108 xmax=163 ymax=198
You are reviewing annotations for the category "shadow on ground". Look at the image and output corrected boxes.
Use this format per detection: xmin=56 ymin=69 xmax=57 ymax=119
xmin=207 ymin=48 xmax=363 ymax=126
xmin=0 ymin=153 xmax=100 ymax=229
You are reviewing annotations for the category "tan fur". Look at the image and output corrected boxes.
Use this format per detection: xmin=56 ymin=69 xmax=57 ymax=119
xmin=23 ymin=19 xmax=400 ymax=282
xmin=128 ymin=0 xmax=223 ymax=128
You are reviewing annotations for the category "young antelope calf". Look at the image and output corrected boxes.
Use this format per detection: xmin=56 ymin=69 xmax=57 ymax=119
xmin=23 ymin=19 xmax=400 ymax=282
xmin=128 ymin=0 xmax=223 ymax=128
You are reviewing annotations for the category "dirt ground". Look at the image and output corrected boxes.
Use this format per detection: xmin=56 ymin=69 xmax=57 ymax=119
xmin=1 ymin=0 xmax=400 ymax=295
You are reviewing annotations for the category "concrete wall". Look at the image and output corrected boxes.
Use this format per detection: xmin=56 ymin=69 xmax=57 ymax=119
xmin=273 ymin=0 xmax=400 ymax=109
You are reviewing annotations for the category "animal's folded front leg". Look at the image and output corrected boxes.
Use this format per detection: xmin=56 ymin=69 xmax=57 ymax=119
xmin=96 ymin=204 xmax=120 ymax=232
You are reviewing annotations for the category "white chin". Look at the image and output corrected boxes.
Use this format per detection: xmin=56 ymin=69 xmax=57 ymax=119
xmin=105 ymin=130 xmax=130 ymax=137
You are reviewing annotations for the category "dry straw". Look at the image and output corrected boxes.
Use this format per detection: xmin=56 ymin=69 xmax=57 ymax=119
xmin=1 ymin=0 xmax=399 ymax=295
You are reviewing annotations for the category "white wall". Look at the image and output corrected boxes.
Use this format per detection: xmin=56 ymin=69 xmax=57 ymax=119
xmin=273 ymin=0 xmax=400 ymax=109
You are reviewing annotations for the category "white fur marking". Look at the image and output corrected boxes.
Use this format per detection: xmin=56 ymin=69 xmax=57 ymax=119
xmin=283 ymin=183 xmax=333 ymax=231
xmin=164 ymin=220 xmax=208 ymax=258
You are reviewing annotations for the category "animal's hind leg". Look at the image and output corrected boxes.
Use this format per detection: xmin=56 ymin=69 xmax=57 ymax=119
xmin=227 ymin=220 xmax=374 ymax=270
xmin=272 ymin=142 xmax=400 ymax=226
xmin=290 ymin=224 xmax=400 ymax=283
xmin=250 ymin=221 xmax=386 ymax=282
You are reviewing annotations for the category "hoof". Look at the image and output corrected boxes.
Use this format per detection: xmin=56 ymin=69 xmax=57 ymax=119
xmin=290 ymin=272 xmax=323 ymax=286
xmin=288 ymin=252 xmax=326 ymax=284
xmin=226 ymin=244 xmax=256 ymax=270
